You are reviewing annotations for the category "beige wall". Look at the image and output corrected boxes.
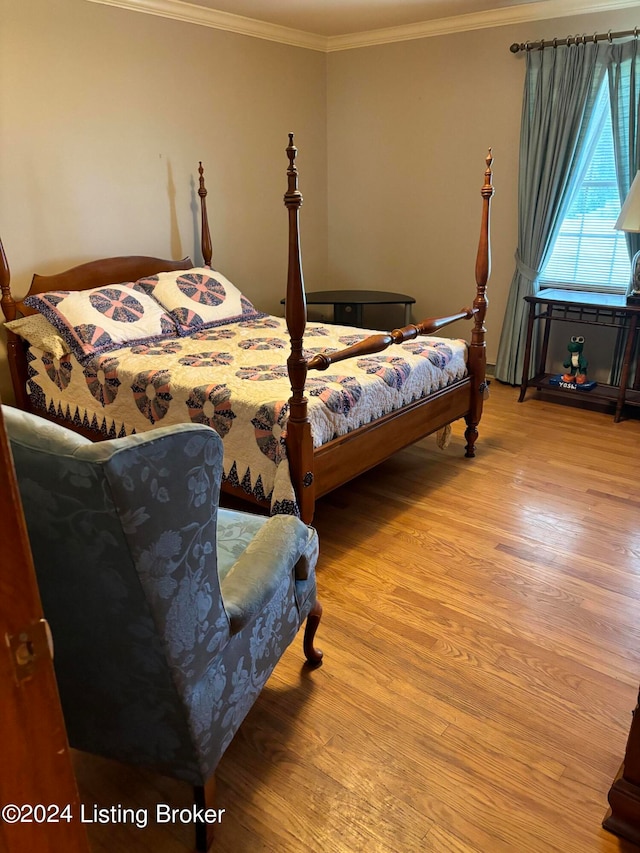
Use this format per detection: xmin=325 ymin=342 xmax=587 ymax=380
xmin=0 ymin=0 xmax=328 ymax=401
xmin=2 ymin=1 xmax=639 ymax=400
xmin=327 ymin=7 xmax=640 ymax=364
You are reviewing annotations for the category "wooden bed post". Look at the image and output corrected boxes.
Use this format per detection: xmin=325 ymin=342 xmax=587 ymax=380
xmin=464 ymin=149 xmax=493 ymax=458
xmin=0 ymin=235 xmax=29 ymax=410
xmin=283 ymin=134 xmax=315 ymax=524
xmin=198 ymin=162 xmax=213 ymax=268
xmin=0 ymin=235 xmax=14 ymax=321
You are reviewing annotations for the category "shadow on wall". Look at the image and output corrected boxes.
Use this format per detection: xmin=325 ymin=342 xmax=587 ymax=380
xmin=165 ymin=159 xmax=184 ymax=263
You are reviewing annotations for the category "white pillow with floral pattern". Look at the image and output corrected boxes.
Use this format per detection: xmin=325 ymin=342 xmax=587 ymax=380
xmin=24 ymin=283 xmax=178 ymax=361
xmin=133 ymin=267 xmax=263 ymax=335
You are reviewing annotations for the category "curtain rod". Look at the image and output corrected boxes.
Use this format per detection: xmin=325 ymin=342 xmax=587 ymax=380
xmin=510 ymin=25 xmax=638 ymax=53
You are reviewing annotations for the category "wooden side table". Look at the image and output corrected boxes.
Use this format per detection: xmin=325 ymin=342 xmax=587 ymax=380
xmin=518 ymin=288 xmax=640 ymax=422
xmin=281 ymin=290 xmax=416 ymax=329
xmin=603 ymin=688 xmax=640 ymax=845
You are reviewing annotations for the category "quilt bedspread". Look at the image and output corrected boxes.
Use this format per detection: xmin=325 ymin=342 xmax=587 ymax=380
xmin=24 ymin=316 xmax=468 ymax=515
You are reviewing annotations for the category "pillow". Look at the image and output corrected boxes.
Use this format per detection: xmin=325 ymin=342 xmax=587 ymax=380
xmin=133 ymin=267 xmax=263 ymax=335
xmin=24 ymin=283 xmax=178 ymax=361
xmin=4 ymin=314 xmax=71 ymax=360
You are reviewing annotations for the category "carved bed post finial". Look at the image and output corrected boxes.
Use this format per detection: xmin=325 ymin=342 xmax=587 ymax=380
xmin=198 ymin=162 xmax=213 ymax=268
xmin=285 ymin=133 xmax=300 ymax=196
xmin=465 ymin=148 xmax=494 ymax=458
xmin=283 ymin=133 xmax=305 ymax=346
xmin=283 ymin=133 xmax=314 ymax=523
xmin=474 ymin=148 xmax=494 ymax=304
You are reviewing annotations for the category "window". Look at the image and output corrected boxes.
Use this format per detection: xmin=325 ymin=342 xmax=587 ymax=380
xmin=539 ymin=81 xmax=630 ymax=292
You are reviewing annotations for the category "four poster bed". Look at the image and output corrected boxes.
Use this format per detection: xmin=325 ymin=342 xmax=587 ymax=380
xmin=0 ymin=136 xmax=494 ymax=524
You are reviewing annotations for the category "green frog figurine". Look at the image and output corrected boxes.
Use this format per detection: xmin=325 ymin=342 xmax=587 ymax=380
xmin=561 ymin=335 xmax=588 ymax=385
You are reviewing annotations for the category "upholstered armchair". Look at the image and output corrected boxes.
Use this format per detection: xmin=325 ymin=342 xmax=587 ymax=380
xmin=3 ymin=407 xmax=322 ymax=851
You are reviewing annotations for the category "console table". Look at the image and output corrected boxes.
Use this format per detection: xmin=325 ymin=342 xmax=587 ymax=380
xmin=518 ymin=288 xmax=640 ymax=422
xmin=281 ymin=290 xmax=415 ymax=329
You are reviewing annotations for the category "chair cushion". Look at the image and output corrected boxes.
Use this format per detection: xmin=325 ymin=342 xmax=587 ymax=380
xmin=217 ymin=507 xmax=317 ymax=582
xmin=218 ymin=510 xmax=318 ymax=633
xmin=216 ymin=508 xmax=269 ymax=581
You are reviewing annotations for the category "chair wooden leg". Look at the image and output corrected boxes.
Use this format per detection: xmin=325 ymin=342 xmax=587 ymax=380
xmin=193 ymin=774 xmax=217 ymax=852
xmin=303 ymin=598 xmax=323 ymax=666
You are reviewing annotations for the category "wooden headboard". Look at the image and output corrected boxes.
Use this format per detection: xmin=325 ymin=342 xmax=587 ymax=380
xmin=1 ymin=255 xmax=194 ymax=322
xmin=0 ymin=251 xmax=194 ymax=410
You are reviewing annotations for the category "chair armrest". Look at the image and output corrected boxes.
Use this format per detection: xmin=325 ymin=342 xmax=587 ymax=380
xmin=221 ymin=515 xmax=317 ymax=634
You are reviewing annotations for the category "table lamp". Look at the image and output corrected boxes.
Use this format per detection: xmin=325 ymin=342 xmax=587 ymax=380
xmin=615 ymin=170 xmax=640 ymax=305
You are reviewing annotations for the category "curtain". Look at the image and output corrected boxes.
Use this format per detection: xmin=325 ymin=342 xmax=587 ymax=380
xmin=607 ymin=38 xmax=640 ymax=385
xmin=494 ymin=43 xmax=606 ymax=385
xmin=609 ymin=36 xmax=640 ymax=261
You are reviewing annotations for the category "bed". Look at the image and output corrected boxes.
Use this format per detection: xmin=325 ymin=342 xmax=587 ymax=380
xmin=0 ymin=136 xmax=494 ymax=524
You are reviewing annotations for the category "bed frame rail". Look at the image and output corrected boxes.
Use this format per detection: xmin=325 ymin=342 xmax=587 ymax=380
xmin=306 ymin=308 xmax=477 ymax=372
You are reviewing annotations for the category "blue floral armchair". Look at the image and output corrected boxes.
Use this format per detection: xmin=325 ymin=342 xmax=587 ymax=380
xmin=3 ymin=406 xmax=322 ymax=851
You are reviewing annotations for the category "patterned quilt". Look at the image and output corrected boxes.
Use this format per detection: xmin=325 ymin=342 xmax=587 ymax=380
xmin=25 ymin=316 xmax=468 ymax=515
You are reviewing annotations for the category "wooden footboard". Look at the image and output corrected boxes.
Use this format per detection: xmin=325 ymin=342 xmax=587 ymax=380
xmin=281 ymin=136 xmax=493 ymax=522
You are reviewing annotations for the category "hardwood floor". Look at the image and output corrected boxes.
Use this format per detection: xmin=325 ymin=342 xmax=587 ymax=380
xmin=73 ymin=382 xmax=640 ymax=852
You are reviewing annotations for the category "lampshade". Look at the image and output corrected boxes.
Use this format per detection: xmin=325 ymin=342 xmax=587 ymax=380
xmin=615 ymin=171 xmax=640 ymax=231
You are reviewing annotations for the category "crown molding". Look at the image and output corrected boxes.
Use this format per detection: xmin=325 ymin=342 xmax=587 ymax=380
xmin=86 ymin=0 xmax=640 ymax=53
xmin=85 ymin=0 xmax=329 ymax=51
xmin=328 ymin=0 xmax=640 ymax=51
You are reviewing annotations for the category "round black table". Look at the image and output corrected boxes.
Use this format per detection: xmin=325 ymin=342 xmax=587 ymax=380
xmin=281 ymin=289 xmax=415 ymax=328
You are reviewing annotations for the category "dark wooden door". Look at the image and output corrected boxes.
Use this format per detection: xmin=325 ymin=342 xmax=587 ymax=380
xmin=0 ymin=402 xmax=89 ymax=853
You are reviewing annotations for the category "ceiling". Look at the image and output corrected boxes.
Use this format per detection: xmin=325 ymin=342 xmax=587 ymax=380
xmin=182 ymin=0 xmax=541 ymax=37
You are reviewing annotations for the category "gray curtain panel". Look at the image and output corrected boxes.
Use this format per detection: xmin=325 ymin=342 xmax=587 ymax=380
xmin=608 ymin=37 xmax=640 ymax=261
xmin=608 ymin=37 xmax=640 ymax=383
xmin=495 ymin=42 xmax=606 ymax=385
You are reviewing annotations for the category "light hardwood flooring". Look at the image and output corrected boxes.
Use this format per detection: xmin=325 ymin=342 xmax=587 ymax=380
xmin=74 ymin=382 xmax=640 ymax=852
